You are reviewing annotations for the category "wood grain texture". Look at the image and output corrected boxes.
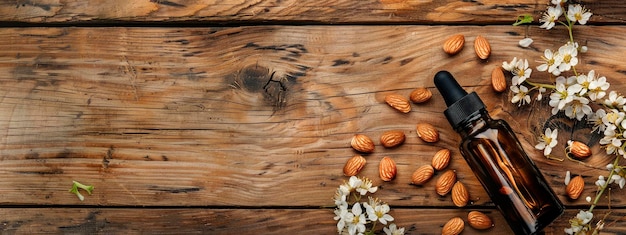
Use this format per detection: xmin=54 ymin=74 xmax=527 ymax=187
xmin=1 ymin=208 xmax=626 ymax=234
xmin=1 ymin=25 xmax=626 ymax=233
xmin=1 ymin=0 xmax=626 ymax=24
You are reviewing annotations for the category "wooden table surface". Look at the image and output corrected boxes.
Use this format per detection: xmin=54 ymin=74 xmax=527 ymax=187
xmin=1 ymin=0 xmax=625 ymax=234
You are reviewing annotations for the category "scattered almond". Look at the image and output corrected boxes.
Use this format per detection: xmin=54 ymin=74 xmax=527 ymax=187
xmin=468 ymin=211 xmax=494 ymax=230
xmin=474 ymin=35 xmax=491 ymax=60
xmin=442 ymin=217 xmax=464 ymax=235
xmin=410 ymin=87 xmax=433 ymax=103
xmin=385 ymin=93 xmax=411 ymax=113
xmin=436 ymin=169 xmax=457 ymax=196
xmin=416 ymin=123 xmax=440 ymax=143
xmin=443 ymin=34 xmax=465 ymax=55
xmin=379 ymin=157 xmax=397 ymax=181
xmin=380 ymin=130 xmax=406 ymax=148
xmin=343 ymin=155 xmax=366 ymax=176
xmin=351 ymin=134 xmax=375 ymax=153
xmin=491 ymin=66 xmax=507 ymax=92
xmin=566 ymin=175 xmax=584 ymax=200
xmin=569 ymin=141 xmax=592 ymax=159
xmin=451 ymin=181 xmax=469 ymax=207
xmin=432 ymin=149 xmax=451 ymax=171
xmin=411 ymin=165 xmax=435 ymax=185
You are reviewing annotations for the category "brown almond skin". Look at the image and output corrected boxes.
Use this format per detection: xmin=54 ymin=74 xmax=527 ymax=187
xmin=380 ymin=130 xmax=406 ymax=148
xmin=442 ymin=217 xmax=464 ymax=235
xmin=474 ymin=35 xmax=491 ymax=60
xmin=351 ymin=134 xmax=374 ymax=153
xmin=443 ymin=34 xmax=465 ymax=55
xmin=468 ymin=211 xmax=494 ymax=230
xmin=410 ymin=87 xmax=433 ymax=103
xmin=491 ymin=66 xmax=507 ymax=92
xmin=569 ymin=141 xmax=592 ymax=159
xmin=385 ymin=93 xmax=411 ymax=113
xmin=451 ymin=181 xmax=469 ymax=207
xmin=416 ymin=123 xmax=440 ymax=143
xmin=567 ymin=175 xmax=585 ymax=200
xmin=379 ymin=157 xmax=397 ymax=181
xmin=432 ymin=149 xmax=451 ymax=171
xmin=411 ymin=165 xmax=435 ymax=185
xmin=436 ymin=169 xmax=457 ymax=196
xmin=343 ymin=155 xmax=366 ymax=176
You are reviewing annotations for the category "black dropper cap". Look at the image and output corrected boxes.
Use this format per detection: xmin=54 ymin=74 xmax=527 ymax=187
xmin=434 ymin=71 xmax=486 ymax=130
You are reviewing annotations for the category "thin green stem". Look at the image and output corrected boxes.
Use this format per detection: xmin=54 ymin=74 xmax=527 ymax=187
xmin=589 ymin=156 xmax=621 ymax=212
xmin=525 ymin=80 xmax=556 ymax=90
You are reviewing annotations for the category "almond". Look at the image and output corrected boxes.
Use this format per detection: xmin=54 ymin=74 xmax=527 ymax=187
xmin=379 ymin=157 xmax=397 ymax=181
xmin=443 ymin=34 xmax=465 ymax=55
xmin=566 ymin=175 xmax=584 ymax=200
xmin=451 ymin=181 xmax=469 ymax=207
xmin=569 ymin=141 xmax=592 ymax=159
xmin=442 ymin=217 xmax=464 ymax=235
xmin=411 ymin=165 xmax=435 ymax=185
xmin=410 ymin=87 xmax=432 ymax=103
xmin=432 ymin=149 xmax=451 ymax=171
xmin=380 ymin=130 xmax=406 ymax=148
xmin=436 ymin=169 xmax=457 ymax=196
xmin=385 ymin=93 xmax=411 ymax=113
xmin=416 ymin=123 xmax=439 ymax=143
xmin=468 ymin=211 xmax=494 ymax=230
xmin=491 ymin=66 xmax=507 ymax=92
xmin=351 ymin=134 xmax=374 ymax=153
xmin=474 ymin=35 xmax=491 ymax=60
xmin=343 ymin=155 xmax=366 ymax=176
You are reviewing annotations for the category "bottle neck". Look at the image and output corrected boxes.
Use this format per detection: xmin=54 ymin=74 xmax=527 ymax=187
xmin=456 ymin=109 xmax=491 ymax=138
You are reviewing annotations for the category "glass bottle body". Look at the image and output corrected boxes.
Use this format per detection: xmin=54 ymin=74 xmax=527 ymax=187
xmin=458 ymin=111 xmax=564 ymax=235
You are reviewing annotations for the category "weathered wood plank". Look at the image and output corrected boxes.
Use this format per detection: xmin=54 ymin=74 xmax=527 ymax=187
xmin=1 ymin=208 xmax=625 ymax=234
xmin=1 ymin=0 xmax=625 ymax=24
xmin=0 ymin=26 xmax=624 ymax=209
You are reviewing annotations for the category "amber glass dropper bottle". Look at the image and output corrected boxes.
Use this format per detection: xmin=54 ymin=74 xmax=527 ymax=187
xmin=434 ymin=71 xmax=564 ymax=235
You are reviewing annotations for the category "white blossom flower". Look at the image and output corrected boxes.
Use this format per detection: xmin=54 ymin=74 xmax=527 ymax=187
xmin=519 ymin=38 xmax=533 ymax=48
xmin=502 ymin=57 xmax=519 ymax=72
xmin=356 ymin=177 xmax=378 ymax=195
xmin=586 ymin=196 xmax=592 ymax=203
xmin=599 ymin=127 xmax=622 ymax=155
xmin=364 ymin=201 xmax=394 ymax=225
xmin=335 ymin=203 xmax=349 ymax=233
xmin=540 ymin=6 xmax=563 ymax=30
xmin=383 ymin=223 xmax=405 ymax=235
xmin=586 ymin=70 xmax=610 ymax=101
xmin=589 ymin=109 xmax=607 ymax=133
xmin=334 ymin=189 xmax=348 ymax=207
xmin=564 ymin=96 xmax=592 ymax=120
xmin=557 ymin=43 xmax=579 ymax=72
xmin=344 ymin=202 xmax=367 ymax=235
xmin=340 ymin=176 xmax=363 ymax=195
xmin=604 ymin=91 xmax=626 ymax=109
xmin=536 ymin=128 xmax=559 ymax=156
xmin=511 ymin=85 xmax=531 ymax=106
xmin=567 ymin=4 xmax=593 ymax=25
xmin=536 ymin=49 xmax=562 ymax=76
xmin=511 ymin=58 xmax=532 ymax=85
xmin=549 ymin=77 xmax=576 ymax=114
xmin=565 ymin=210 xmax=594 ymax=235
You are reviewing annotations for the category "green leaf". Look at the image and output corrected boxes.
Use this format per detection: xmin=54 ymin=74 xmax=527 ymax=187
xmin=513 ymin=14 xmax=534 ymax=26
